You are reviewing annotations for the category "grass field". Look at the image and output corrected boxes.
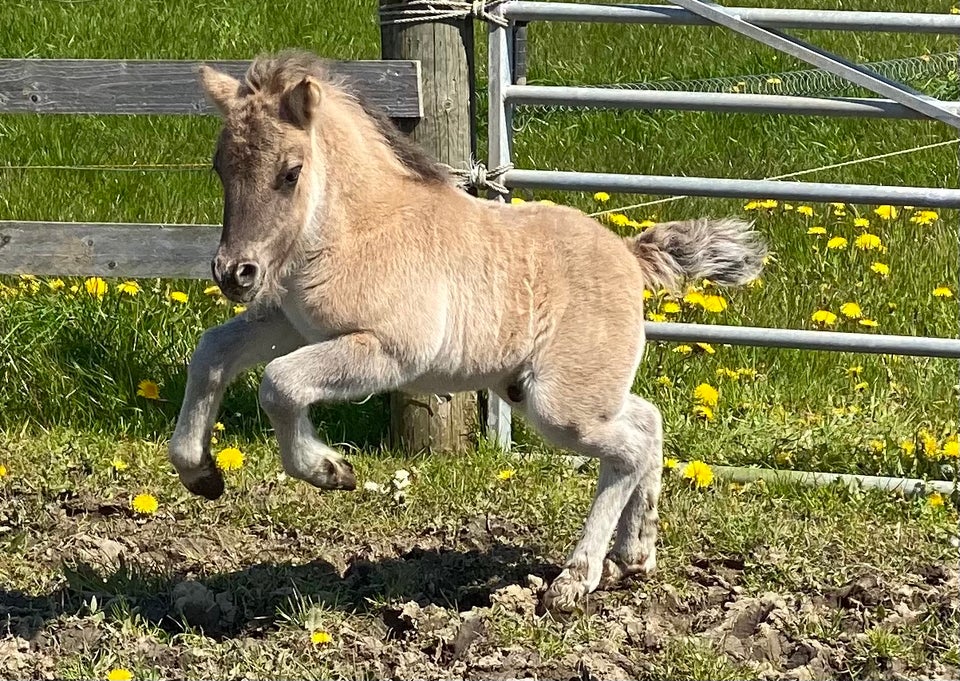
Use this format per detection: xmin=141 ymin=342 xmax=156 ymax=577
xmin=1 ymin=0 xmax=958 ymax=678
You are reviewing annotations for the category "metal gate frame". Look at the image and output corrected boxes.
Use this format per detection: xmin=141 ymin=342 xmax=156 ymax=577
xmin=484 ymin=1 xmax=960 ymax=448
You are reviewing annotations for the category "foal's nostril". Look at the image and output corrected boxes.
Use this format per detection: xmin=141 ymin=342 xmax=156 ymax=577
xmin=235 ymin=261 xmax=260 ymax=288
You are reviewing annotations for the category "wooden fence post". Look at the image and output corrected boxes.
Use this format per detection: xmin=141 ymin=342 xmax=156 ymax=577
xmin=379 ymin=2 xmax=479 ymax=454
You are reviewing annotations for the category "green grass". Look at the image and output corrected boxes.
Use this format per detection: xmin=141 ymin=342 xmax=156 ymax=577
xmin=0 ymin=1 xmax=958 ymax=677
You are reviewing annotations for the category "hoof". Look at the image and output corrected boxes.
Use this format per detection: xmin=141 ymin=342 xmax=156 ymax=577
xmin=305 ymin=457 xmax=357 ymax=491
xmin=599 ymin=551 xmax=656 ymax=590
xmin=184 ymin=468 xmax=225 ymax=501
xmin=541 ymin=567 xmax=591 ymax=613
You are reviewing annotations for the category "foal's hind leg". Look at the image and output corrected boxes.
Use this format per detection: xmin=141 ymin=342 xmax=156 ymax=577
xmin=601 ymin=427 xmax=663 ymax=587
xmin=527 ymin=393 xmax=663 ymax=612
xmin=258 ymin=332 xmax=409 ymax=491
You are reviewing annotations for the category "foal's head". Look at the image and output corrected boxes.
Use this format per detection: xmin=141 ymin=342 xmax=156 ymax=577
xmin=198 ymin=51 xmax=451 ymax=304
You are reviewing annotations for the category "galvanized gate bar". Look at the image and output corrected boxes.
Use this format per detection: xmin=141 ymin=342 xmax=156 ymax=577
xmin=486 ymin=5 xmax=515 ymax=450
xmin=504 ymin=169 xmax=960 ymax=207
xmin=667 ymin=0 xmax=960 ymax=129
xmin=503 ymin=2 xmax=960 ymax=34
xmin=505 ymin=85 xmax=960 ymax=120
xmin=646 ymin=323 xmax=960 ymax=359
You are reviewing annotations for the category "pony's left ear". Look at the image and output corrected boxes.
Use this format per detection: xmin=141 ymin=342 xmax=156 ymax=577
xmin=281 ymin=76 xmax=322 ymax=128
xmin=198 ymin=64 xmax=241 ymax=116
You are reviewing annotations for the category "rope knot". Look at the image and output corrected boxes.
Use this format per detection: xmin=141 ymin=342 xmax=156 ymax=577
xmin=379 ymin=1 xmax=509 ymax=27
xmin=445 ymin=160 xmax=513 ymax=195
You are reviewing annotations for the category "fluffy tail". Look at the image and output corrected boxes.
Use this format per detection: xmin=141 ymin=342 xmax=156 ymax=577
xmin=624 ymin=217 xmax=767 ymax=291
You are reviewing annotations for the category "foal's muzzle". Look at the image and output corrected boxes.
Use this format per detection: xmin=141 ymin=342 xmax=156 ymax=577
xmin=212 ymin=254 xmax=262 ymax=302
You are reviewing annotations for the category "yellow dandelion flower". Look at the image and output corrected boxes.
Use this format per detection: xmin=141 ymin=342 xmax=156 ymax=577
xmin=683 ymin=290 xmax=706 ymax=307
xmin=807 ymin=226 xmax=827 ymax=235
xmin=647 ymin=312 xmax=667 ymax=322
xmin=900 ymin=440 xmax=916 ymax=456
xmin=853 ymin=217 xmax=870 ymax=228
xmin=608 ymin=213 xmax=630 ymax=227
xmin=638 ymin=219 xmax=656 ymax=229
xmin=868 ymin=440 xmax=885 ymax=454
xmin=846 ymin=365 xmax=862 ymax=377
xmin=693 ymin=404 xmax=714 ymax=421
xmin=69 ymin=285 xmax=79 ymax=293
xmin=0 ymin=464 xmax=7 ymax=478
xmin=682 ymin=460 xmax=714 ymax=488
xmin=909 ymin=210 xmax=939 ymax=225
xmin=311 ymin=631 xmax=333 ymax=645
xmin=952 ymin=6 xmax=959 ymax=14
xmin=510 ymin=197 xmax=525 ymax=204
xmin=933 ymin=286 xmax=954 ymax=298
xmin=131 ymin=494 xmax=158 ymax=515
xmin=84 ymin=277 xmax=108 ymax=298
xmin=111 ymin=457 xmax=128 ymax=472
xmin=737 ymin=367 xmax=757 ymax=379
xmin=811 ymin=310 xmax=837 ymax=326
xmin=942 ymin=438 xmax=958 ymax=459
xmin=853 ymin=233 xmax=883 ymax=251
xmin=213 ymin=422 xmax=225 ymax=432
xmin=673 ymin=344 xmax=693 ymax=355
xmin=796 ymin=205 xmax=813 ymax=217
xmin=136 ymin=380 xmax=160 ymax=400
xmin=695 ymin=342 xmax=716 ymax=355
xmin=700 ymin=295 xmax=728 ymax=313
xmin=215 ymin=447 xmax=245 ymax=471
xmin=654 ymin=375 xmax=672 ymax=387
xmin=642 ymin=289 xmax=653 ymax=301
xmin=927 ymin=492 xmax=944 ymax=508
xmin=107 ymin=669 xmax=134 ymax=681
xmin=853 ymin=381 xmax=868 ymax=392
xmin=693 ymin=383 xmax=719 ymax=407
xmin=203 ymin=285 xmax=221 ymax=296
xmin=743 ymin=200 xmax=760 ymax=211
xmin=47 ymin=278 xmax=65 ymax=291
xmin=593 ymin=191 xmax=610 ymax=203
xmin=840 ymin=302 xmax=862 ymax=319
xmin=858 ymin=318 xmax=878 ymax=328
xmin=169 ymin=291 xmax=188 ymax=303
xmin=748 ymin=277 xmax=764 ymax=289
xmin=496 ymin=468 xmax=516 ymax=481
xmin=716 ymin=367 xmax=740 ymax=380
xmin=874 ymin=205 xmax=899 ymax=220
xmin=826 ymin=236 xmax=847 ymax=250
xmin=664 ymin=457 xmax=678 ymax=469
xmin=758 ymin=199 xmax=778 ymax=209
xmin=920 ymin=430 xmax=939 ymax=457
xmin=830 ymin=202 xmax=846 ymax=211
xmin=117 ymin=280 xmax=141 ymax=296
xmin=233 ymin=304 xmax=247 ymax=314
xmin=662 ymin=302 xmax=681 ymax=315
xmin=870 ymin=262 xmax=889 ymax=277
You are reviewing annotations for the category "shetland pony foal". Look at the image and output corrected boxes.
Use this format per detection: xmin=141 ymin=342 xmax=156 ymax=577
xmin=169 ymin=50 xmax=766 ymax=612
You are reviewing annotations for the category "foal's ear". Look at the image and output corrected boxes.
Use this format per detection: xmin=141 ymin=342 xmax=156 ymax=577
xmin=281 ymin=76 xmax=323 ymax=128
xmin=198 ymin=65 xmax=241 ymax=116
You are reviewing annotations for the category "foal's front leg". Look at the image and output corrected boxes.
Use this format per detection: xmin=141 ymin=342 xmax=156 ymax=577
xmin=258 ymin=332 xmax=409 ymax=491
xmin=169 ymin=309 xmax=306 ymax=499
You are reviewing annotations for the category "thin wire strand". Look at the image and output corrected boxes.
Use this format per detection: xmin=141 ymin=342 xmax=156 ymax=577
xmin=0 ymin=163 xmax=210 ymax=172
xmin=587 ymin=138 xmax=960 ymax=217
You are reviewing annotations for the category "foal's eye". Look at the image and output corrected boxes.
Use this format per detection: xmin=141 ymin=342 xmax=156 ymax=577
xmin=283 ymin=165 xmax=302 ymax=186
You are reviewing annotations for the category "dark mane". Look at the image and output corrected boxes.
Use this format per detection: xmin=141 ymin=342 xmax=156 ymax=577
xmin=245 ymin=49 xmax=451 ymax=184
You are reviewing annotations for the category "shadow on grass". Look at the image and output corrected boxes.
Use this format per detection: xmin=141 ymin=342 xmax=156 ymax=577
xmin=0 ymin=542 xmax=559 ymax=641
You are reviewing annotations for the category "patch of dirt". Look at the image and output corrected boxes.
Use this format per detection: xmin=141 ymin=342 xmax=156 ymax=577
xmin=2 ymin=507 xmax=958 ymax=681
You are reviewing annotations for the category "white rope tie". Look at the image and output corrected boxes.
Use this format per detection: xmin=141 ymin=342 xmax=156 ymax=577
xmin=445 ymin=160 xmax=513 ymax=195
xmin=379 ymin=0 xmax=509 ymax=27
